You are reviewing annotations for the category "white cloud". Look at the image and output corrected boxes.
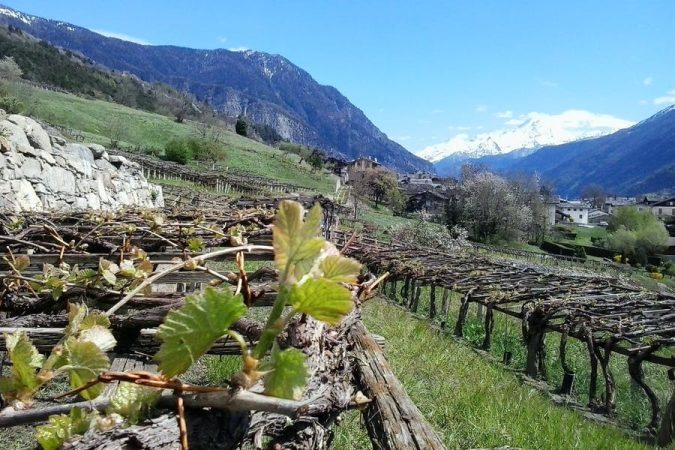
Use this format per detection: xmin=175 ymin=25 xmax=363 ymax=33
xmin=654 ymin=89 xmax=675 ymax=105
xmin=505 ymin=118 xmax=526 ymax=126
xmin=643 ymin=76 xmax=653 ymax=86
xmin=228 ymin=46 xmax=250 ymax=52
xmin=475 ymin=104 xmax=488 ymax=113
xmin=496 ymin=110 xmax=513 ymax=119
xmin=448 ymin=125 xmax=471 ymax=131
xmin=93 ymin=29 xmax=151 ymax=45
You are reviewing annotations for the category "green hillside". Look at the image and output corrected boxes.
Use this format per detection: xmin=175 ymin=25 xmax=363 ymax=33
xmin=4 ymin=82 xmax=336 ymax=193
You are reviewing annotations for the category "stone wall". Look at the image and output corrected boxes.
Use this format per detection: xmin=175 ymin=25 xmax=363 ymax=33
xmin=0 ymin=112 xmax=163 ymax=212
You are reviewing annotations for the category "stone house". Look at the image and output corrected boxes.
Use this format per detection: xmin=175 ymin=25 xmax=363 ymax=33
xmin=406 ymin=189 xmax=450 ymax=217
xmin=556 ymin=200 xmax=591 ymax=225
xmin=344 ymin=157 xmax=384 ymax=183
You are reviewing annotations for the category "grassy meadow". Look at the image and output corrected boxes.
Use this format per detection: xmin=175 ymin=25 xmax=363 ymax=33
xmin=332 ymin=298 xmax=671 ymax=450
xmin=5 ymin=83 xmax=336 ymax=194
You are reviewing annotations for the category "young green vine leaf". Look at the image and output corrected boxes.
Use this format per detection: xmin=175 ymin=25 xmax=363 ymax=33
xmin=273 ymin=201 xmax=325 ymax=281
xmin=155 ymin=287 xmax=247 ymax=378
xmin=65 ymin=303 xmax=117 ymax=352
xmin=263 ymin=344 xmax=308 ymax=400
xmin=0 ymin=331 xmax=44 ymax=404
xmin=288 ymin=278 xmax=354 ymax=325
xmin=36 ymin=407 xmax=98 ymax=450
xmin=318 ymin=254 xmax=362 ymax=283
xmin=109 ymin=382 xmax=161 ymax=425
xmin=56 ymin=339 xmax=110 ymax=400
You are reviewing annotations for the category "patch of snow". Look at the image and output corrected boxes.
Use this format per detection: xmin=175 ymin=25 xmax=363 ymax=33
xmin=0 ymin=7 xmax=34 ymax=25
xmin=419 ymin=110 xmax=634 ymax=163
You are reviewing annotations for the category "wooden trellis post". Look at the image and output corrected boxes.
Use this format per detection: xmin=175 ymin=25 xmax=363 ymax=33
xmin=454 ymin=288 xmax=475 ymax=337
xmin=657 ymin=371 xmax=675 ymax=447
xmin=429 ymin=284 xmax=437 ymax=319
xmin=440 ymin=288 xmax=450 ymax=324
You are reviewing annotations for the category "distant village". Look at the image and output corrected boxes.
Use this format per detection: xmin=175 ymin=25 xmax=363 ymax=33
xmin=332 ymin=156 xmax=675 ymax=256
xmin=338 ymin=156 xmax=674 ymax=223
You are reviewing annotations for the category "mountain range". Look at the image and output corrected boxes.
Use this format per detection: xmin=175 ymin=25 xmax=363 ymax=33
xmin=0 ymin=4 xmax=431 ymax=173
xmin=437 ymin=106 xmax=675 ymax=197
xmin=422 ymin=110 xmax=634 ymax=165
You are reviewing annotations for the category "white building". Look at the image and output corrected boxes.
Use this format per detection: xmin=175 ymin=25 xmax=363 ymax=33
xmin=557 ymin=200 xmax=591 ymax=225
xmin=652 ymin=197 xmax=675 ymax=219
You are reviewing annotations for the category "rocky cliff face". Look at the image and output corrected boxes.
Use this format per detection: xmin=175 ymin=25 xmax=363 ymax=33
xmin=0 ymin=112 xmax=163 ymax=212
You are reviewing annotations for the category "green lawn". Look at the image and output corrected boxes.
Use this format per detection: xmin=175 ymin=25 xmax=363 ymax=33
xmin=7 ymin=83 xmax=336 ymax=194
xmin=332 ymin=298 xmax=667 ymax=450
xmin=341 ymin=203 xmax=430 ymax=241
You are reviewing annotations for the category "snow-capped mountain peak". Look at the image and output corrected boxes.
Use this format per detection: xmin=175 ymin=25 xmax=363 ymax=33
xmin=418 ymin=109 xmax=634 ymax=163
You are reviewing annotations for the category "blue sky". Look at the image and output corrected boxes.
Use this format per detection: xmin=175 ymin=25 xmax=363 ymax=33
xmin=6 ymin=0 xmax=675 ymax=152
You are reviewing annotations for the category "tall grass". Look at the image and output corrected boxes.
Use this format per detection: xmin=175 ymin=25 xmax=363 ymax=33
xmin=331 ymin=298 xmax=666 ymax=449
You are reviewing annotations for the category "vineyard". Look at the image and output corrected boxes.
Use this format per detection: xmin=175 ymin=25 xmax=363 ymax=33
xmin=0 ymin=197 xmax=445 ymax=449
xmin=113 ymin=150 xmax=310 ymax=197
xmin=0 ymin=197 xmax=673 ymax=449
xmin=336 ymin=231 xmax=675 ymax=446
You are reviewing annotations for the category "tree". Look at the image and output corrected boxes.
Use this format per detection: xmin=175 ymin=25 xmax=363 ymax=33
xmin=461 ymin=171 xmax=532 ymax=243
xmin=444 ymin=196 xmax=464 ymax=229
xmin=307 ymin=150 xmax=324 ymax=171
xmin=0 ymin=56 xmax=23 ymax=81
xmin=350 ymin=169 xmax=371 ymax=219
xmin=606 ymin=207 xmax=669 ymax=265
xmin=388 ymin=188 xmax=407 ymax=216
xmin=235 ymin=118 xmax=248 ymax=137
xmin=164 ymin=139 xmax=192 ymax=165
xmin=188 ymin=138 xmax=222 ymax=169
xmin=104 ymin=114 xmax=127 ymax=149
xmin=581 ymin=184 xmax=607 ymax=209
xmin=367 ymin=169 xmax=398 ymax=207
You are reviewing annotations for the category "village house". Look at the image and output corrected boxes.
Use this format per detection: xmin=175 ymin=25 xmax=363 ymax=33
xmin=544 ymin=195 xmax=560 ymax=226
xmin=406 ymin=189 xmax=450 ymax=218
xmin=342 ymin=156 xmax=384 ymax=183
xmin=588 ymin=209 xmax=610 ymax=224
xmin=635 ymin=195 xmax=661 ymax=213
xmin=556 ymin=200 xmax=591 ymax=225
xmin=651 ymin=197 xmax=675 ymax=219
xmin=602 ymin=196 xmax=636 ymax=214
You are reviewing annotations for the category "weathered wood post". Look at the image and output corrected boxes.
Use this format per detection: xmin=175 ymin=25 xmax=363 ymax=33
xmin=407 ymin=278 xmax=416 ymax=309
xmin=628 ymin=348 xmax=662 ymax=431
xmin=522 ymin=304 xmax=547 ymax=379
xmin=429 ymin=284 xmax=437 ymax=319
xmin=439 ymin=288 xmax=450 ymax=329
xmin=594 ymin=340 xmax=616 ymax=413
xmin=481 ymin=303 xmax=495 ymax=350
xmin=401 ymin=276 xmax=411 ymax=305
xmin=411 ymin=283 xmax=422 ymax=313
xmin=390 ymin=276 xmax=398 ymax=302
xmin=558 ymin=327 xmax=576 ymax=395
xmin=657 ymin=370 xmax=675 ymax=447
xmin=454 ymin=288 xmax=475 ymax=337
